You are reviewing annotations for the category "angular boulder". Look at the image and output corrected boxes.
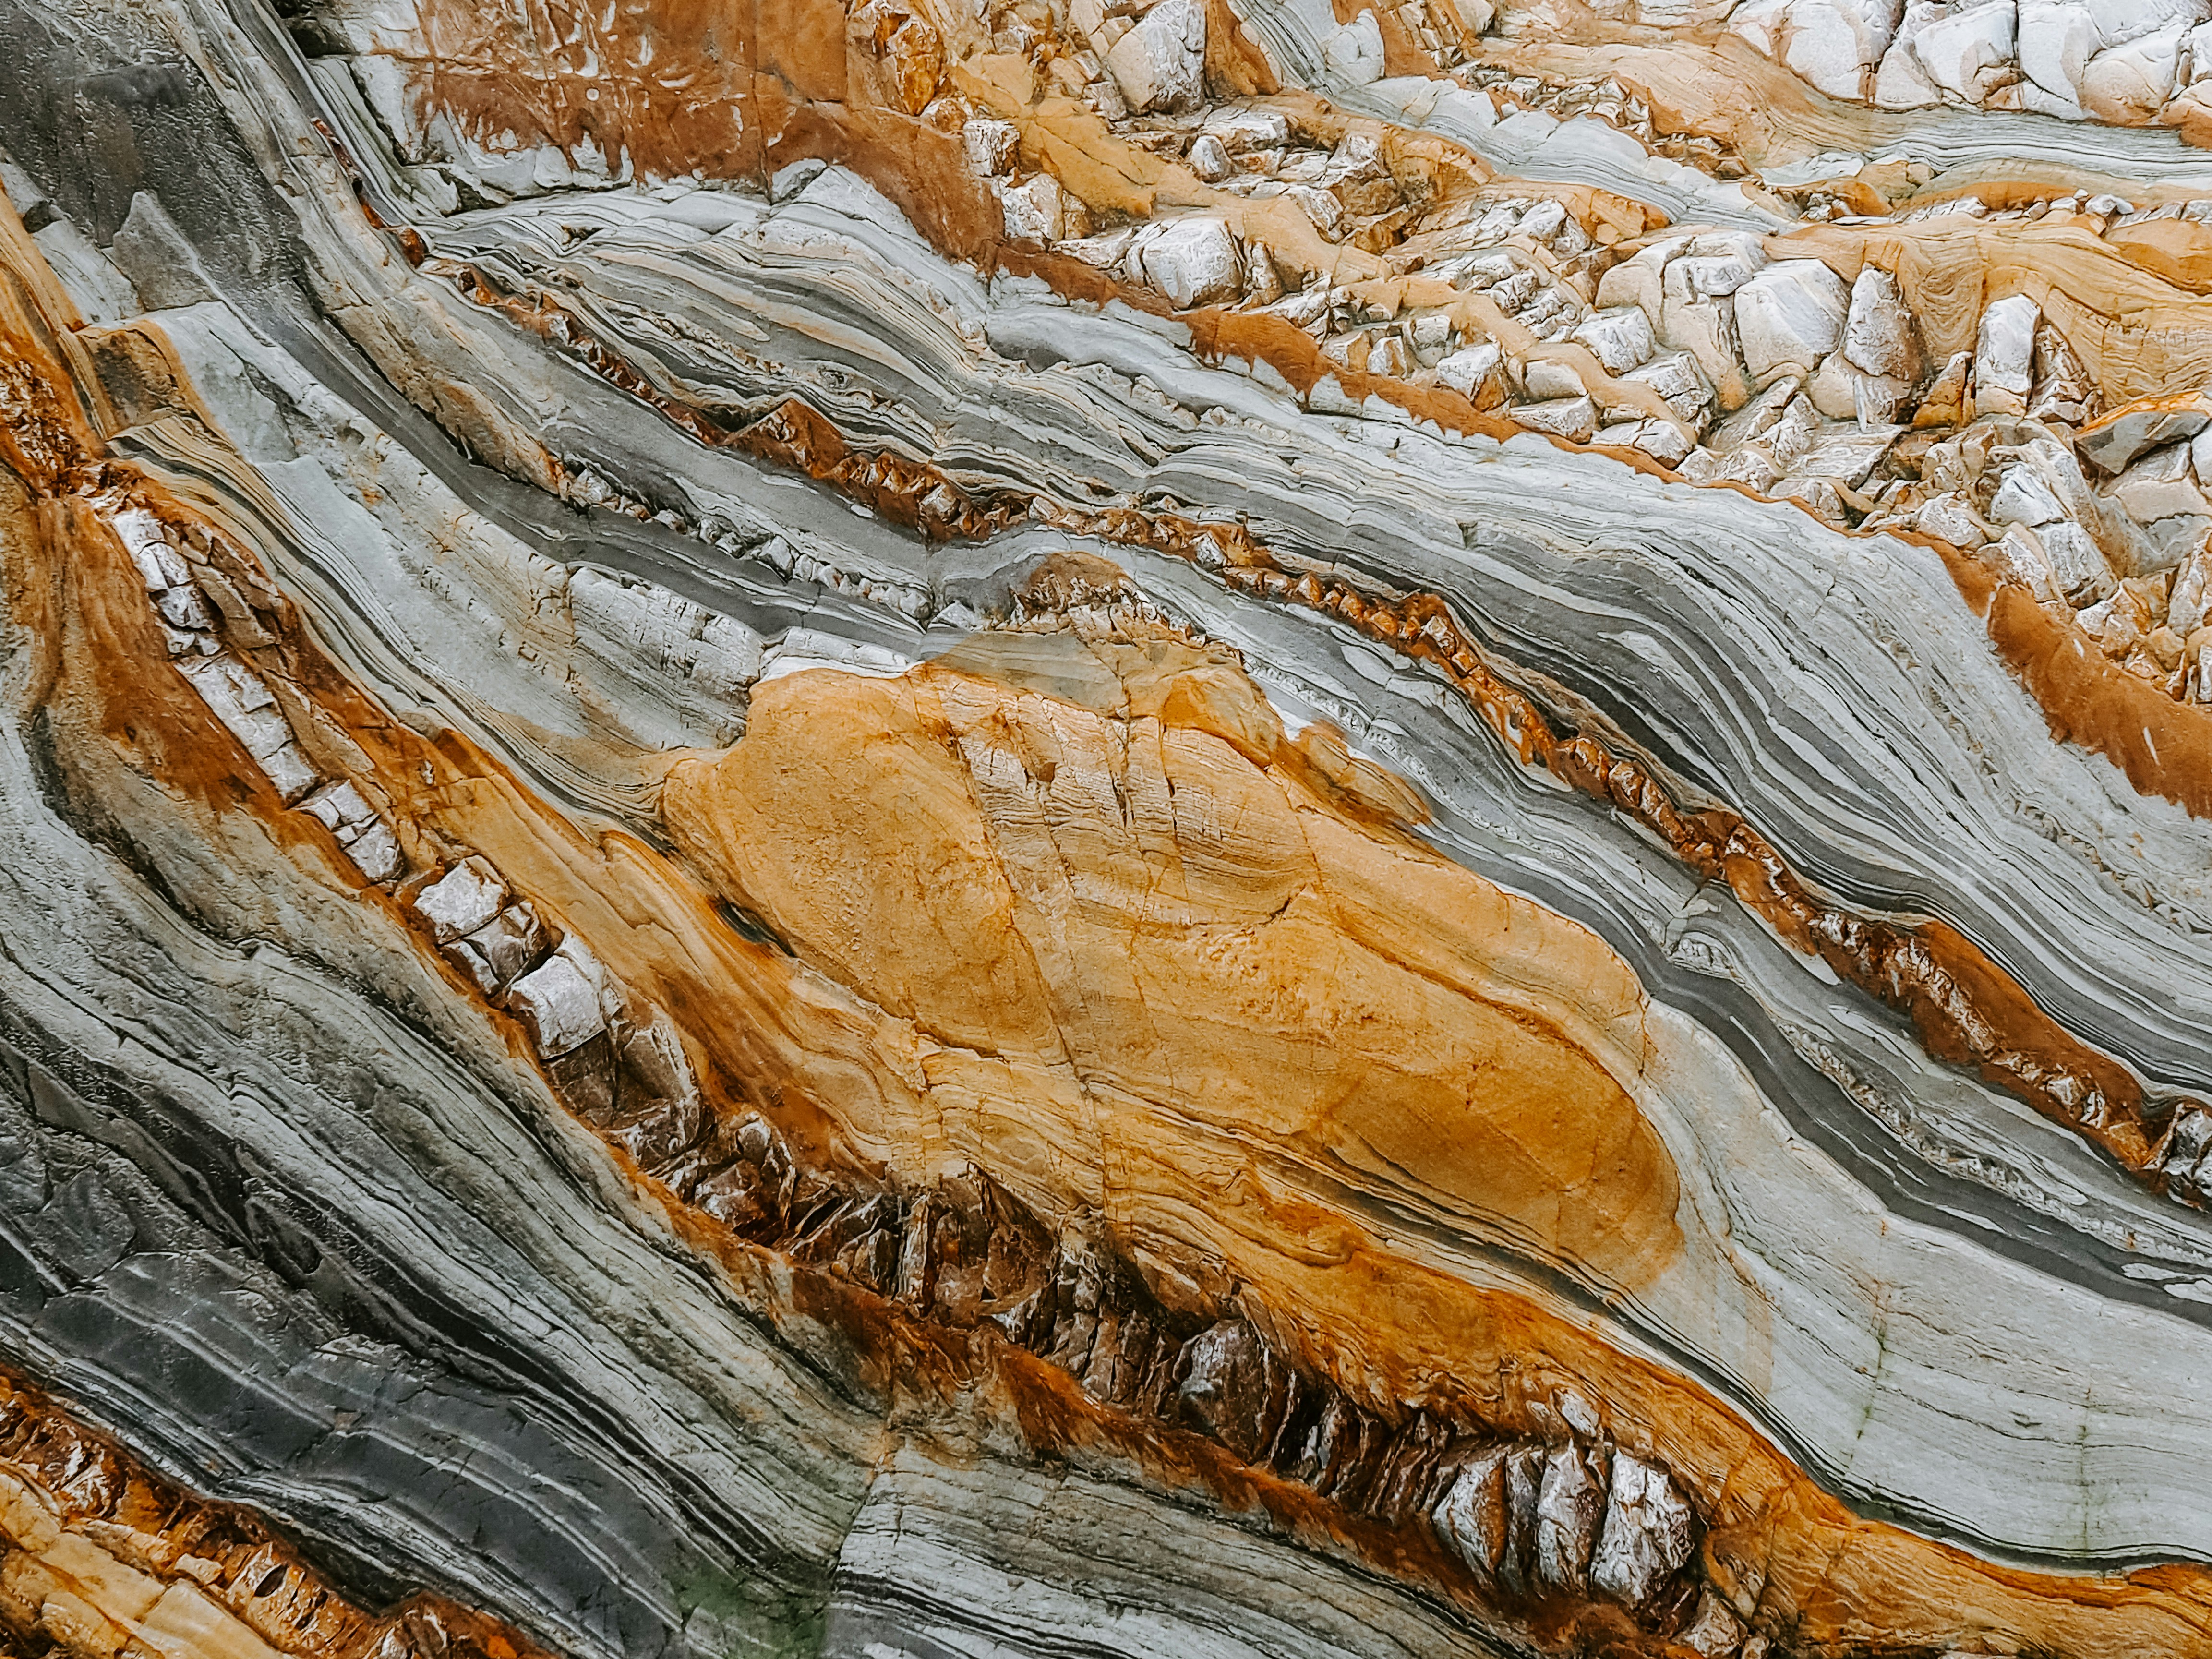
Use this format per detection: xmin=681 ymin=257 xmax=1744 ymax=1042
xmin=1974 ymin=294 xmax=2041 ymax=415
xmin=1130 ymin=218 xmax=1243 ymax=308
xmin=1734 ymin=259 xmax=1849 ymax=378
xmin=1590 ymin=1454 xmax=1697 ymax=1607
xmin=1105 ymin=0 xmax=1207 ymax=114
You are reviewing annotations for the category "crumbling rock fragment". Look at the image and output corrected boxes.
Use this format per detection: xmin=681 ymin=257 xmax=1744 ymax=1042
xmin=1534 ymin=1442 xmax=1606 ymax=1590
xmin=1590 ymin=1453 xmax=1697 ymax=1606
xmin=1105 ymin=0 xmax=1207 ymax=113
xmin=507 ymin=940 xmax=609 ymax=1058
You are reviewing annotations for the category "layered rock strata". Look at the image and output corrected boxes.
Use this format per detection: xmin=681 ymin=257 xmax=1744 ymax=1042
xmin=9 ymin=0 xmax=2212 ymax=1657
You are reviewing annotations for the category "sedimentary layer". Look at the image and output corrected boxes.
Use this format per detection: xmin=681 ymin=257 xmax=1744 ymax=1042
xmin=8 ymin=0 xmax=2212 ymax=1656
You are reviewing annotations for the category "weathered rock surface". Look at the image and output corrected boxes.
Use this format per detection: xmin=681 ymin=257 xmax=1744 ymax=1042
xmin=9 ymin=0 xmax=2212 ymax=1657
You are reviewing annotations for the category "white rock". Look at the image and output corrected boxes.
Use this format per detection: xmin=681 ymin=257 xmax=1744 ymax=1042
xmin=155 ymin=584 xmax=216 ymax=632
xmin=2191 ymin=17 xmax=2212 ymax=78
xmin=1916 ymin=491 xmax=1992 ymax=545
xmin=2041 ymin=518 xmax=2115 ymax=598
xmin=1322 ymin=9 xmax=1388 ymax=84
xmin=507 ymin=950 xmax=607 ymax=1057
xmin=1590 ymin=1454 xmax=1696 ymax=1607
xmin=1875 ymin=5 xmax=1948 ymax=104
xmin=1517 ymin=200 xmax=1569 ymax=244
xmin=1811 ymin=349 xmax=1912 ymax=424
xmin=1731 ymin=0 xmax=1793 ymax=56
xmin=2080 ymin=20 xmax=2188 ymax=118
xmin=1515 ymin=396 xmax=1599 ymax=442
xmin=1000 ymin=175 xmax=1067 ymax=244
xmin=299 ymin=780 xmax=374 ymax=834
xmin=2017 ymin=0 xmax=2098 ymax=110
xmin=2016 ymin=435 xmax=2103 ymax=523
xmin=1572 ymin=306 xmax=1658 ymax=374
xmin=1059 ymin=227 xmax=1139 ymax=270
xmin=769 ymin=157 xmax=829 ymax=203
xmin=1203 ymin=108 xmax=1293 ymax=150
xmin=256 ymin=741 xmax=318 ymax=804
xmin=344 ymin=820 xmax=404 ymax=885
xmin=2093 ymin=0 xmax=2210 ymax=47
xmin=1767 ymin=393 xmax=1820 ymax=469
xmin=1187 ymin=132 xmax=1233 ymax=182
xmin=1437 ymin=341 xmax=1503 ymax=400
xmin=1633 ymin=420 xmax=1697 ymax=465
xmin=412 ymin=856 xmax=509 ymax=944
xmin=1625 ymin=351 xmax=1714 ymax=422
xmin=1594 ymin=0 xmax=1739 ymax=18
xmin=109 ymin=509 xmax=190 ymax=589
xmin=1660 ymin=299 xmax=1747 ymax=408
xmin=1791 ymin=425 xmax=1901 ymax=485
xmin=1747 ymin=0 xmax=1906 ymax=99
xmin=1989 ymin=522 xmax=2064 ymax=600
xmin=1659 ymin=236 xmax=1768 ymax=400
xmin=1431 ymin=1450 xmax=1508 ymax=1576
xmin=1681 ymin=1588 xmax=1748 ymax=1658
xmin=451 ymin=902 xmax=547 ymax=996
xmin=1989 ymin=465 xmax=2068 ymax=527
xmin=1105 ymin=0 xmax=1207 ymax=113
xmin=1533 ymin=1444 xmax=1606 ymax=1588
xmin=2079 ymin=406 xmax=2209 ymax=474
xmin=1524 ymin=358 xmax=1588 ymax=400
xmin=2170 ymin=547 xmax=2212 ymax=632
xmin=1131 ymin=218 xmax=1243 ymax=308
xmin=1974 ymin=293 xmax=2041 ymax=411
xmin=1734 ymin=259 xmax=1850 ymax=377
xmin=1669 ymin=233 xmax=1769 ymax=299
xmin=1367 ymin=333 xmax=1413 ymax=378
xmin=2112 ymin=442 xmax=2212 ymax=522
xmin=1912 ymin=0 xmax=2019 ymax=104
xmin=1842 ymin=265 xmax=1916 ymax=377
xmin=963 ymin=119 xmax=1020 ymax=177
xmin=1284 ymin=184 xmax=1345 ymax=239
xmin=178 ymin=654 xmax=294 ymax=761
xmin=1592 ymin=236 xmax=1687 ymax=334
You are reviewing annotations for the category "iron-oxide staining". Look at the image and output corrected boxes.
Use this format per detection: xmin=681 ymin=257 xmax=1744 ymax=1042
xmin=409 ymin=220 xmax=2202 ymax=1203
xmin=17 ymin=0 xmax=2212 ymax=1657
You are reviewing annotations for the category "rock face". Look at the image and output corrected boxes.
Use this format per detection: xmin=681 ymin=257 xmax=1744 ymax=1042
xmin=12 ymin=0 xmax=2212 ymax=1657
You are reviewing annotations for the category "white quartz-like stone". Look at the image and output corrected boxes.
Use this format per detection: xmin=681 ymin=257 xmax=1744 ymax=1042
xmin=1975 ymin=294 xmax=2041 ymax=409
xmin=1571 ymin=307 xmax=1658 ymax=374
xmin=1321 ymin=8 xmax=1387 ymax=83
xmin=1130 ymin=218 xmax=1243 ymax=308
xmin=1590 ymin=1455 xmax=1696 ymax=1607
xmin=962 ymin=119 xmax=1019 ymax=177
xmin=1515 ymin=396 xmax=1599 ymax=442
xmin=2112 ymin=442 xmax=2212 ymax=522
xmin=1733 ymin=259 xmax=1849 ymax=377
xmin=507 ymin=949 xmax=608 ymax=1057
xmin=1000 ymin=176 xmax=1069 ymax=245
xmin=411 ymin=856 xmax=509 ymax=944
xmin=1105 ymin=0 xmax=1207 ymax=112
xmin=1912 ymin=0 xmax=2020 ymax=104
xmin=1437 ymin=341 xmax=1502 ymax=400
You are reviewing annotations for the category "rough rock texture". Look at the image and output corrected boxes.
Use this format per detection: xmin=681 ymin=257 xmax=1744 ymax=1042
xmin=9 ymin=0 xmax=2212 ymax=1656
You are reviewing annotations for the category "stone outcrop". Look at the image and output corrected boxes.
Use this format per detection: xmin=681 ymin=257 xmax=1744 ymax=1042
xmin=11 ymin=0 xmax=2212 ymax=1657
